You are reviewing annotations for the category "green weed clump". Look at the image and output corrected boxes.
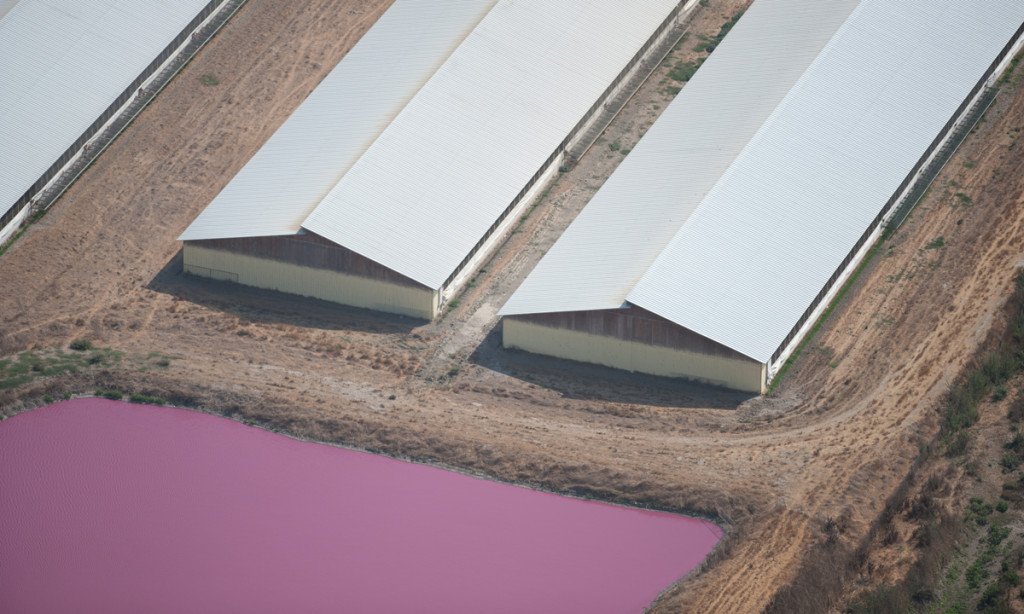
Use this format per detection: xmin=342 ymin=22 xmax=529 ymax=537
xmin=986 ymin=524 xmax=1010 ymax=548
xmin=967 ymin=497 xmax=994 ymax=525
xmin=668 ymin=60 xmax=700 ymax=82
xmin=128 ymin=393 xmax=166 ymax=405
xmin=95 ymin=388 xmax=123 ymax=401
xmin=693 ymin=13 xmax=741 ymax=54
xmin=998 ymin=50 xmax=1023 ymax=85
xmin=940 ymin=271 xmax=1024 ymax=455
xmin=69 ymin=339 xmax=92 ymax=351
xmin=1 ymin=348 xmax=119 ymax=390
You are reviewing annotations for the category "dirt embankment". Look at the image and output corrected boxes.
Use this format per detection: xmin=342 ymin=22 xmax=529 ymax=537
xmin=673 ymin=65 xmax=1024 ymax=613
xmin=1 ymin=1 xmax=1023 ymax=612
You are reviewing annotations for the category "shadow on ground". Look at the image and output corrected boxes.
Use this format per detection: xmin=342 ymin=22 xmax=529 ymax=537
xmin=147 ymin=250 xmax=421 ymax=336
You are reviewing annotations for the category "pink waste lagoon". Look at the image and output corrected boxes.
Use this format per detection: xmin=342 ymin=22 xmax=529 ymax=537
xmin=0 ymin=399 xmax=721 ymax=614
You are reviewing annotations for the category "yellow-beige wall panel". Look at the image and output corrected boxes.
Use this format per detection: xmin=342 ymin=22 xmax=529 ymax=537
xmin=502 ymin=318 xmax=765 ymax=393
xmin=183 ymin=244 xmax=438 ymax=319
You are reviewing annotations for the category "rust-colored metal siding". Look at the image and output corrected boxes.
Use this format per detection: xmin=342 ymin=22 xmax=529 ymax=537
xmin=188 ymin=233 xmax=428 ymax=290
xmin=510 ymin=306 xmax=751 ymax=361
xmin=183 ymin=244 xmax=438 ymax=319
xmin=502 ymin=316 xmax=765 ymax=392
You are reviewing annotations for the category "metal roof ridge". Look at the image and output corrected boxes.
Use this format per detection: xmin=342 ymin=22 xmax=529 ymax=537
xmin=297 ymin=0 xmax=502 ymax=240
xmin=0 ymin=0 xmax=23 ymax=23
xmin=624 ymin=0 xmax=869 ymax=361
xmin=179 ymin=0 xmax=498 ymax=244
xmin=299 ymin=0 xmax=501 ymax=230
xmin=301 ymin=0 xmax=683 ymax=290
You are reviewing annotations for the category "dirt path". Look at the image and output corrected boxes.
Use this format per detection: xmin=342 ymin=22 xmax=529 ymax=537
xmin=414 ymin=3 xmax=747 ymax=382
xmin=1 ymin=2 xmax=1022 ymax=612
xmin=667 ymin=75 xmax=1024 ymax=612
xmin=0 ymin=0 xmax=394 ymax=352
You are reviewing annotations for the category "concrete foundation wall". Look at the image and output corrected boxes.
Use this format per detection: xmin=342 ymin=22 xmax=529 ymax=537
xmin=436 ymin=0 xmax=700 ymax=305
xmin=503 ymin=318 xmax=765 ymax=393
xmin=0 ymin=198 xmax=32 ymax=245
xmin=2 ymin=0 xmax=238 ymax=247
xmin=183 ymin=244 xmax=437 ymax=319
xmin=767 ymin=18 xmax=1024 ymax=382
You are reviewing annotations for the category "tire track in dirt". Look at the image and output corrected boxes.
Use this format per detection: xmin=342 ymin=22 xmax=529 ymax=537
xmin=412 ymin=2 xmax=752 ymax=382
xmin=1 ymin=3 xmax=1022 ymax=612
xmin=0 ymin=0 xmax=393 ymax=352
xmin=668 ymin=80 xmax=1024 ymax=612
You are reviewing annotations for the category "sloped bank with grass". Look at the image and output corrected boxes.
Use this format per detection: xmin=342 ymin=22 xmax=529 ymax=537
xmin=764 ymin=270 xmax=1024 ymax=612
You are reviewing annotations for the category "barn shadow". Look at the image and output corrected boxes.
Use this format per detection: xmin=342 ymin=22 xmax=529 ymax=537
xmin=466 ymin=326 xmax=755 ymax=410
xmin=147 ymin=250 xmax=422 ymax=335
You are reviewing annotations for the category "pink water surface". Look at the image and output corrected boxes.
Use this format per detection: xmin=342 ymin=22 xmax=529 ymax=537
xmin=0 ymin=399 xmax=721 ymax=613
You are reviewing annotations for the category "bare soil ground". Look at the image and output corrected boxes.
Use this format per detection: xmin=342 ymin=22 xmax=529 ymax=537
xmin=1 ymin=1 xmax=1023 ymax=612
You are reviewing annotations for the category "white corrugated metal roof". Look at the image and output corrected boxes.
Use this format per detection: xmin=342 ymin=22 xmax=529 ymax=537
xmin=179 ymin=0 xmax=497 ymax=242
xmin=301 ymin=0 xmax=682 ymax=290
xmin=628 ymin=0 xmax=1024 ymax=362
xmin=0 ymin=0 xmax=211 ymax=217
xmin=500 ymin=0 xmax=859 ymax=317
xmin=503 ymin=0 xmax=1024 ymax=363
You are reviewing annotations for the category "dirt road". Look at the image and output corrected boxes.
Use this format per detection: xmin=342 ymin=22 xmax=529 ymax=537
xmin=1 ymin=1 xmax=1022 ymax=611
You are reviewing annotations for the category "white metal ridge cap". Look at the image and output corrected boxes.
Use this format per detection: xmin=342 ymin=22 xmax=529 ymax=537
xmin=301 ymin=0 xmax=675 ymax=289
xmin=180 ymin=0 xmax=498 ymax=243
xmin=630 ymin=0 xmax=1024 ymax=360
xmin=299 ymin=0 xmax=507 ymax=236
xmin=503 ymin=0 xmax=863 ymax=321
xmin=497 ymin=0 xmax=787 ymax=319
xmin=625 ymin=0 xmax=867 ymax=344
xmin=0 ymin=0 xmax=22 ymax=22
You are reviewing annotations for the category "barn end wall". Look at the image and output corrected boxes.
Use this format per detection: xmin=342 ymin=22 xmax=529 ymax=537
xmin=502 ymin=317 xmax=765 ymax=393
xmin=190 ymin=233 xmax=426 ymax=288
xmin=437 ymin=0 xmax=699 ymax=305
xmin=183 ymin=244 xmax=438 ymax=319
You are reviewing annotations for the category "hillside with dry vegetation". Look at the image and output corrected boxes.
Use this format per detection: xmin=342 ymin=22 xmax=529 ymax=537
xmin=1 ymin=1 xmax=1023 ymax=611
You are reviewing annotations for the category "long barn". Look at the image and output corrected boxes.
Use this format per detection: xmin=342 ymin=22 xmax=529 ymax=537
xmin=180 ymin=0 xmax=692 ymax=319
xmin=500 ymin=0 xmax=1024 ymax=393
xmin=0 ymin=0 xmax=228 ymax=245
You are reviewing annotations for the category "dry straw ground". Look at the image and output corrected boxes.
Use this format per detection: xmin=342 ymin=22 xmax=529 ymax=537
xmin=2 ymin=1 xmax=1023 ymax=611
